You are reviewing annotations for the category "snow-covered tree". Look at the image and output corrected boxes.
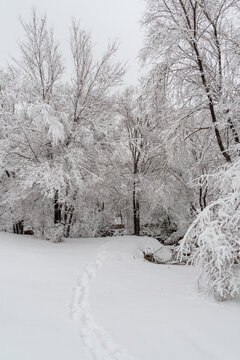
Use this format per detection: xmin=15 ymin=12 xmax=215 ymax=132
xmin=179 ymin=147 xmax=240 ymax=300
xmin=141 ymin=0 xmax=240 ymax=298
xmin=141 ymin=0 xmax=240 ymax=164
xmin=0 ymin=11 xmax=125 ymax=240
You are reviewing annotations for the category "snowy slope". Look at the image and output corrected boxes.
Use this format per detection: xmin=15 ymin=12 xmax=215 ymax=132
xmin=0 ymin=233 xmax=240 ymax=360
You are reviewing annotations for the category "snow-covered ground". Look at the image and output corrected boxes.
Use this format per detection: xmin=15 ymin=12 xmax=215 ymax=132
xmin=0 ymin=233 xmax=240 ymax=360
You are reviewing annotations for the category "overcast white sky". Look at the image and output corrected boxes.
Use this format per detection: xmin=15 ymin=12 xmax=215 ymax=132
xmin=0 ymin=0 xmax=145 ymax=84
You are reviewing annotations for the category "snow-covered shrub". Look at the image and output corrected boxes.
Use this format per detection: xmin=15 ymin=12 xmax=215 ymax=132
xmin=50 ymin=223 xmax=64 ymax=243
xmin=179 ymin=156 xmax=240 ymax=301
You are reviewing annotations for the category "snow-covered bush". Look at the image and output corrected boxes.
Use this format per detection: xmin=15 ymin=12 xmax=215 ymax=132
xmin=179 ymin=156 xmax=240 ymax=301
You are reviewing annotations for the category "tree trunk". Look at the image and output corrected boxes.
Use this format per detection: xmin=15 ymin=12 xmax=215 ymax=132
xmin=54 ymin=190 xmax=62 ymax=225
xmin=64 ymin=204 xmax=74 ymax=238
xmin=13 ymin=220 xmax=24 ymax=234
xmin=133 ymin=179 xmax=140 ymax=236
xmin=178 ymin=0 xmax=232 ymax=163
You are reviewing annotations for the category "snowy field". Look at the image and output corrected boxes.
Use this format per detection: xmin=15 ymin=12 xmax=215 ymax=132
xmin=0 ymin=233 xmax=240 ymax=360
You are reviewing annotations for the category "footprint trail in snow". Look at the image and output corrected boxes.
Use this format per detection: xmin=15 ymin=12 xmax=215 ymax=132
xmin=69 ymin=240 xmax=137 ymax=360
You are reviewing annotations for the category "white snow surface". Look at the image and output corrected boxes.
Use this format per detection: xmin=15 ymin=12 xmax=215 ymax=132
xmin=0 ymin=233 xmax=240 ymax=360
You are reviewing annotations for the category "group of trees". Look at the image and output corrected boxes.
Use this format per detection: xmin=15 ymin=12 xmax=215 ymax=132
xmin=142 ymin=0 xmax=240 ymax=300
xmin=0 ymin=1 xmax=240 ymax=300
xmin=0 ymin=12 xmax=126 ymax=241
xmin=0 ymin=9 xmax=179 ymax=242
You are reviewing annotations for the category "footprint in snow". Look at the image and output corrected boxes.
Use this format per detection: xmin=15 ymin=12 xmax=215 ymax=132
xmin=69 ymin=240 xmax=137 ymax=360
